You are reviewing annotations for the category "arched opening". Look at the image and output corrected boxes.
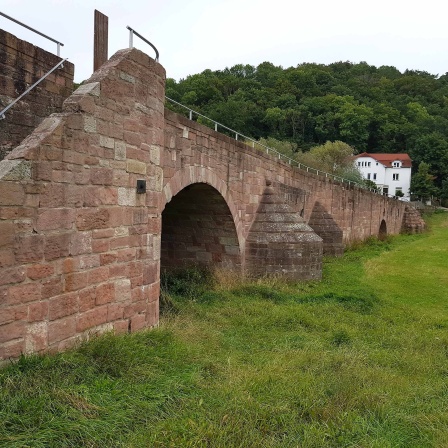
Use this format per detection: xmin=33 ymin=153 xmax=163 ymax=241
xmin=161 ymin=183 xmax=241 ymax=273
xmin=379 ymin=219 xmax=387 ymax=239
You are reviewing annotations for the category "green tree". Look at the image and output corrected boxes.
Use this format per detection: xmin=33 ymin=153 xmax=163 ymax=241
xmin=410 ymin=132 xmax=448 ymax=189
xmin=165 ymin=59 xmax=448 ymax=162
xmin=296 ymin=141 xmax=363 ymax=182
xmin=410 ymin=162 xmax=439 ymax=201
xmin=256 ymin=137 xmax=298 ymax=159
xmin=308 ymin=140 xmax=355 ymax=171
xmin=440 ymin=179 xmax=448 ymax=206
xmin=363 ymin=179 xmax=380 ymax=191
xmin=302 ymin=95 xmax=373 ymax=150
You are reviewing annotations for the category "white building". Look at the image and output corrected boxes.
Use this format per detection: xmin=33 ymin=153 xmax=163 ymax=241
xmin=353 ymin=153 xmax=412 ymax=200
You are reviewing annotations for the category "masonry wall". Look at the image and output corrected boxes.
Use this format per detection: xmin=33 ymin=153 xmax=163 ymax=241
xmin=0 ymin=46 xmax=425 ymax=363
xmin=0 ymin=29 xmax=74 ymax=160
xmin=0 ymin=49 xmax=164 ymax=362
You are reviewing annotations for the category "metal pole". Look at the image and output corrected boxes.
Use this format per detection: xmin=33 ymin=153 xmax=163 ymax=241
xmin=126 ymin=26 xmax=159 ymax=61
xmin=129 ymin=29 xmax=133 ymax=48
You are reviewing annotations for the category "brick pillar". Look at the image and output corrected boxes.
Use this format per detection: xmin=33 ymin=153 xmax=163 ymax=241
xmin=401 ymin=206 xmax=426 ymax=233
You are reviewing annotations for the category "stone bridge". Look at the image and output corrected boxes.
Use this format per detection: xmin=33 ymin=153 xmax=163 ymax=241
xmin=0 ymin=48 xmax=424 ymax=361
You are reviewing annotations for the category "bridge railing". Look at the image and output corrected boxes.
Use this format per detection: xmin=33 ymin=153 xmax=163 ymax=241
xmin=0 ymin=11 xmax=64 ymax=56
xmin=165 ymin=97 xmax=391 ymax=197
xmin=127 ymin=26 xmax=159 ymax=62
xmin=0 ymin=11 xmax=69 ymax=120
xmin=0 ymin=58 xmax=67 ymax=120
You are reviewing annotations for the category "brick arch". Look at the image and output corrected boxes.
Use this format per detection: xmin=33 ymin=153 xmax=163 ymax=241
xmin=161 ymin=166 xmax=244 ymax=249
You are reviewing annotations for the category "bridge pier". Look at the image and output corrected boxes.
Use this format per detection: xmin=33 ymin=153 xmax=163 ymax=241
xmin=244 ymin=181 xmax=322 ymax=279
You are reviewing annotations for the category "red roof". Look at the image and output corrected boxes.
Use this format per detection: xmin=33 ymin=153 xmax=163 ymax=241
xmin=354 ymin=153 xmax=412 ymax=168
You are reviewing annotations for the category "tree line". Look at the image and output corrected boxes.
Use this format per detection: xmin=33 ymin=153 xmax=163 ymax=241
xmin=165 ymin=61 xmax=448 ymax=199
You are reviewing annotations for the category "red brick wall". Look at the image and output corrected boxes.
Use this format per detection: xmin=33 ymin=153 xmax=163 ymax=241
xmin=0 ymin=47 xmax=425 ymax=362
xmin=0 ymin=48 xmax=164 ymax=361
xmin=0 ymin=29 xmax=74 ymax=159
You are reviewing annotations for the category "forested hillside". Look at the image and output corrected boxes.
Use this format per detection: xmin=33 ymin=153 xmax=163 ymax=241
xmin=165 ymin=61 xmax=448 ymax=195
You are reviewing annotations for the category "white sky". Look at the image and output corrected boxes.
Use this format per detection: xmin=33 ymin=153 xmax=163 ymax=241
xmin=1 ymin=0 xmax=447 ymax=83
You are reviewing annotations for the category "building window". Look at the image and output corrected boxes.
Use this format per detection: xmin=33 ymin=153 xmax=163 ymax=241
xmin=373 ymin=173 xmax=377 ymax=180
xmin=368 ymin=162 xmax=371 ymax=167
xmin=376 ymin=162 xmax=379 ymax=166
xmin=393 ymin=173 xmax=399 ymax=181
xmin=393 ymin=161 xmax=400 ymax=168
xmin=367 ymin=173 xmax=371 ymax=180
xmin=358 ymin=161 xmax=361 ymax=166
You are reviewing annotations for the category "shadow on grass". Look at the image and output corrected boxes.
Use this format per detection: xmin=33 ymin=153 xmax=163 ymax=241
xmin=161 ymin=264 xmax=379 ymax=316
xmin=296 ymin=291 xmax=377 ymax=314
xmin=230 ymin=285 xmax=377 ymax=314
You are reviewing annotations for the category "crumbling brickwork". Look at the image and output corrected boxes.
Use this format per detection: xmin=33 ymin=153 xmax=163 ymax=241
xmin=0 ymin=29 xmax=74 ymax=159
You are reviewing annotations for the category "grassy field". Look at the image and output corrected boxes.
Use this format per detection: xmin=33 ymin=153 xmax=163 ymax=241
xmin=1 ymin=213 xmax=447 ymax=448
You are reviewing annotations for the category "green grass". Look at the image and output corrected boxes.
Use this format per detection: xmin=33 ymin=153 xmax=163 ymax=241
xmin=1 ymin=213 xmax=448 ymax=447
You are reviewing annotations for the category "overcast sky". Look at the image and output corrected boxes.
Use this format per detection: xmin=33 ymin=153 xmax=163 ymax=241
xmin=1 ymin=0 xmax=447 ymax=83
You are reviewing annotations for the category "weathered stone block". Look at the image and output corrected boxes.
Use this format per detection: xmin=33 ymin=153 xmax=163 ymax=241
xmin=76 ymin=209 xmax=110 ymax=231
xmin=76 ymin=305 xmax=108 ymax=332
xmin=49 ymin=293 xmax=78 ymax=320
xmin=48 ymin=316 xmax=77 ymax=345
